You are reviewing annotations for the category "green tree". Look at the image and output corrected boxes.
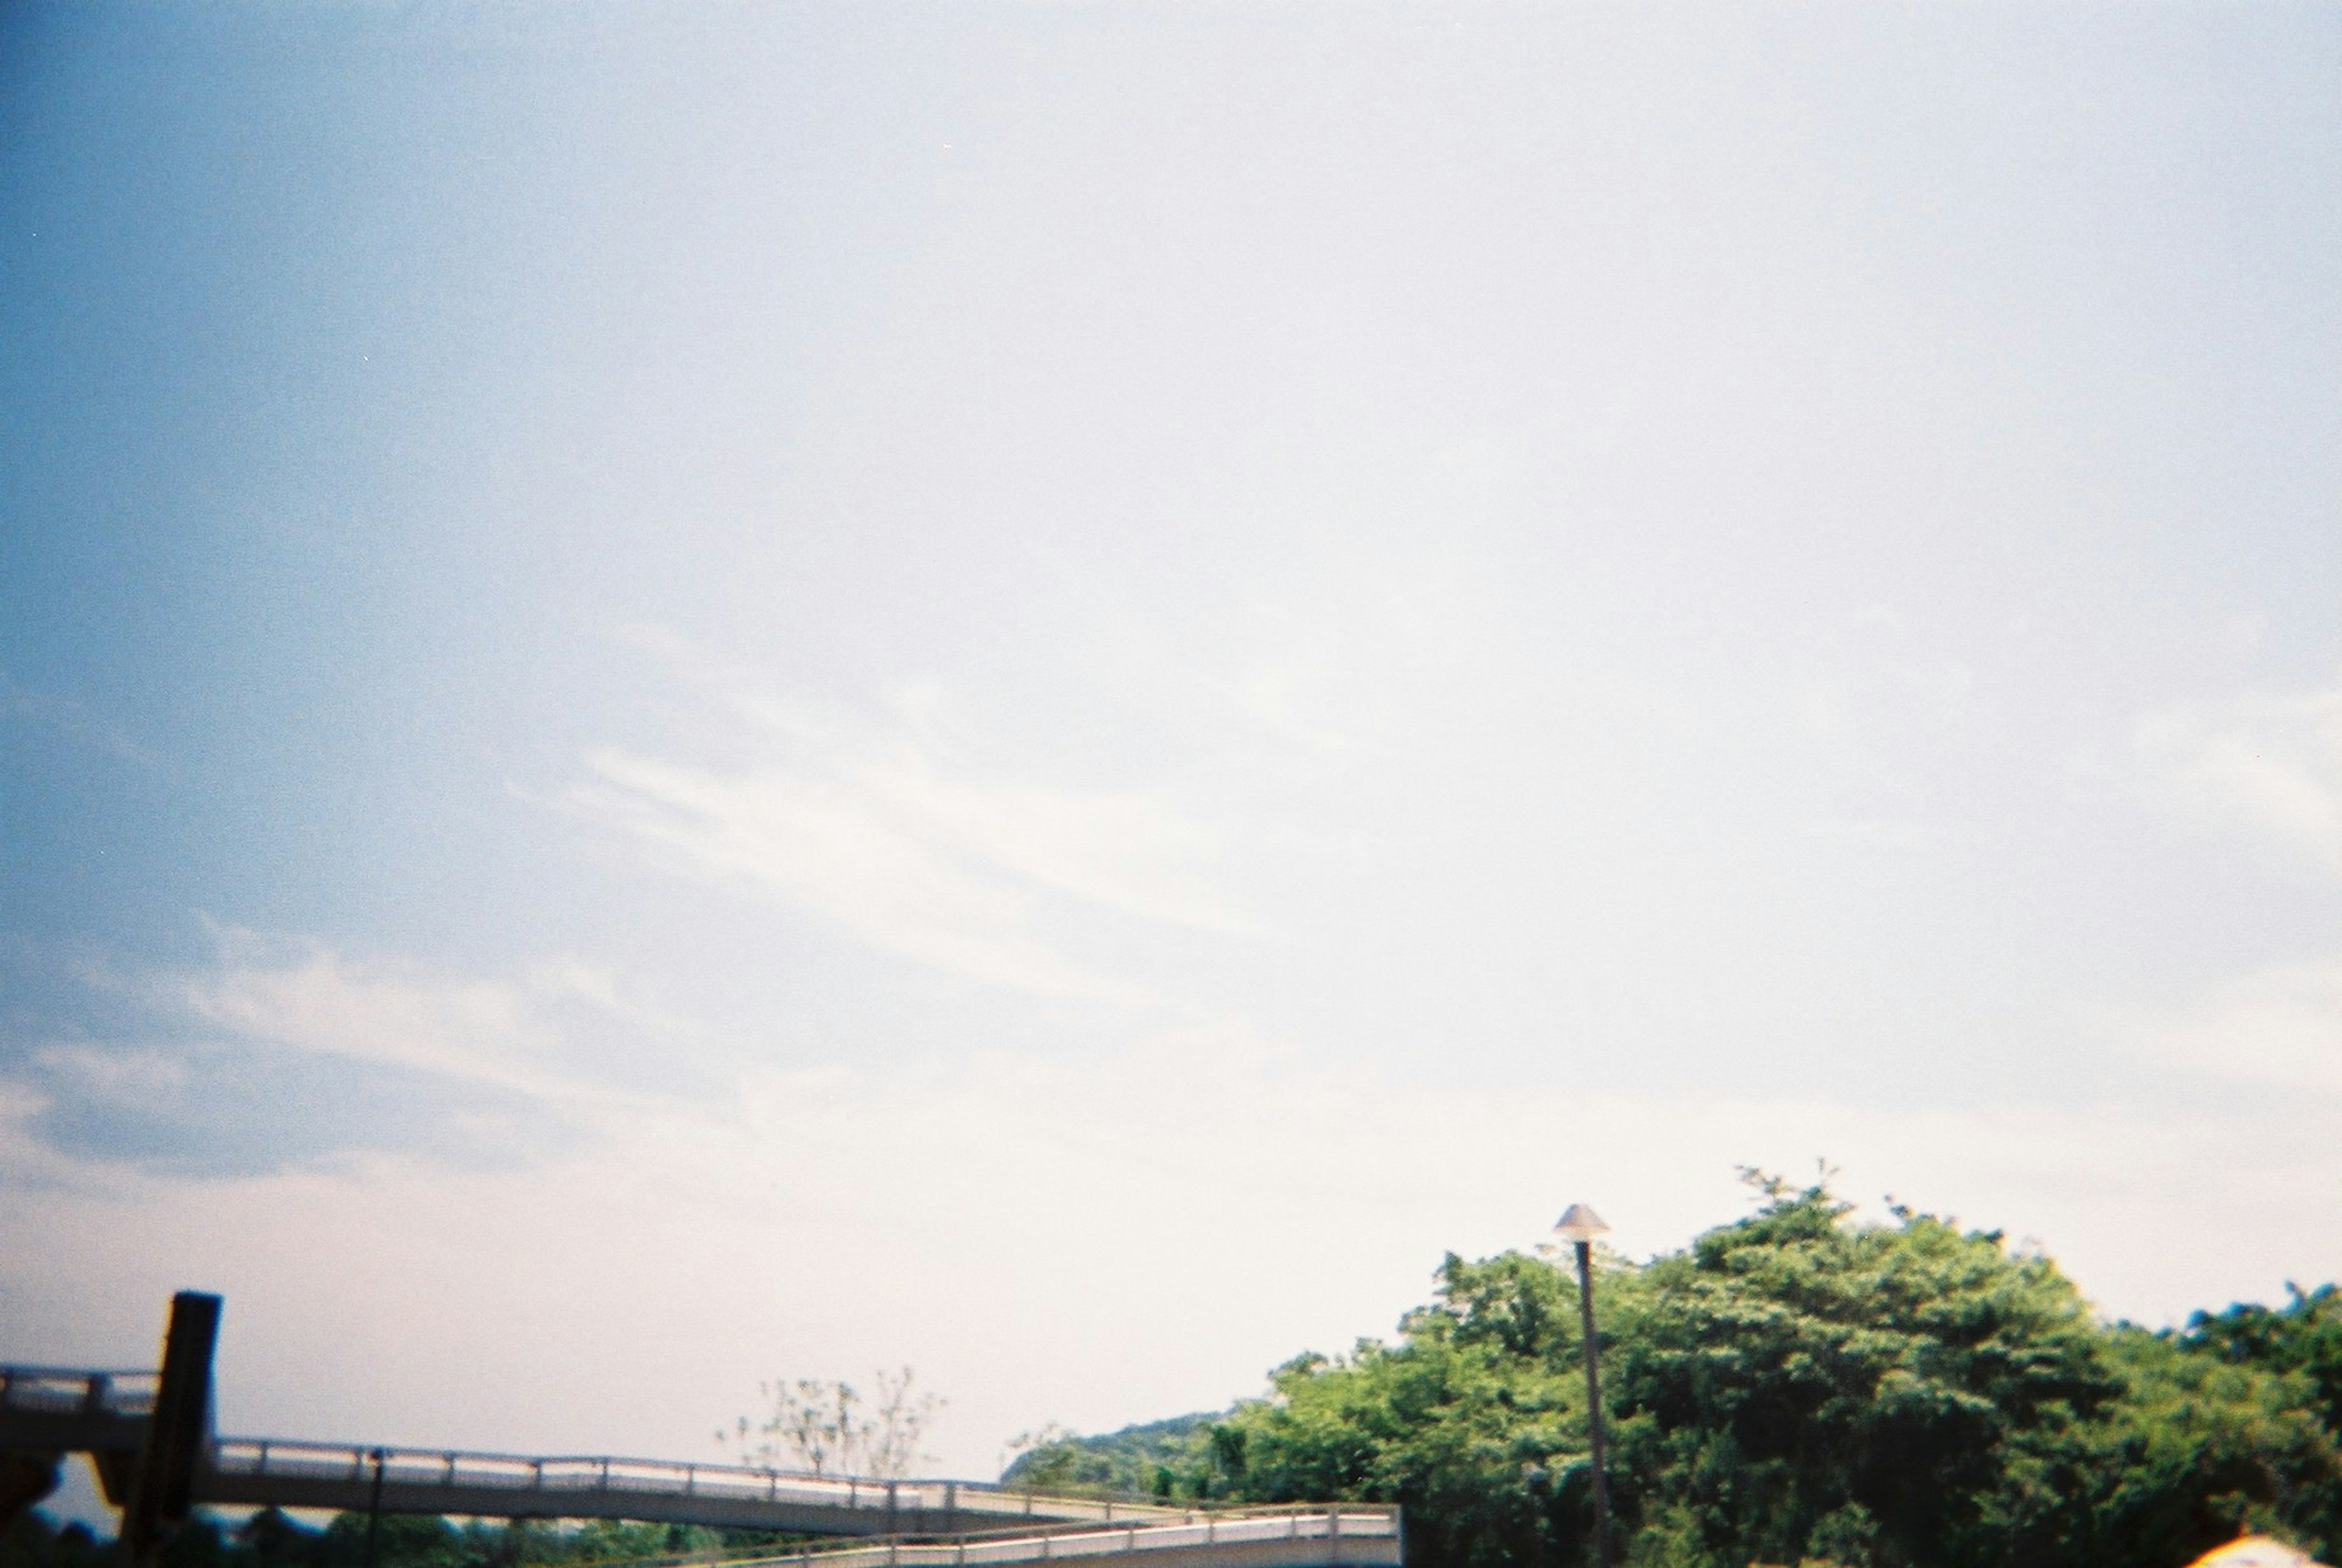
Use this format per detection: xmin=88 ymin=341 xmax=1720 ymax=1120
xmin=1603 ymin=1181 xmax=2129 ymax=1567
xmin=1000 ymin=1415 xmax=1220 ymax=1496
xmin=2052 ymin=1329 xmax=2342 ymax=1564
xmin=0 ymin=1511 xmax=109 ymax=1568
xmin=1206 ymin=1249 xmax=1607 ymax=1568
xmin=7 ymin=1506 xmax=739 ymax=1568
xmin=2180 ymin=1284 xmax=2342 ymax=1439
xmin=1206 ymin=1175 xmax=2342 ymax=1568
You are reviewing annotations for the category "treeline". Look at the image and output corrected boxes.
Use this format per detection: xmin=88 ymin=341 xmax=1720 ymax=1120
xmin=1019 ymin=1176 xmax=2342 ymax=1568
xmin=0 ymin=1508 xmax=777 ymax=1568
xmin=1000 ymin=1412 xmax=1219 ymax=1497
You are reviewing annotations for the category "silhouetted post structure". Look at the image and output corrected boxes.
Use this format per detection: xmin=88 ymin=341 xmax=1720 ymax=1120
xmin=363 ymin=1448 xmax=388 ymax=1568
xmin=123 ymin=1292 xmax=222 ymax=1568
xmin=1554 ymin=1206 xmax=1612 ymax=1568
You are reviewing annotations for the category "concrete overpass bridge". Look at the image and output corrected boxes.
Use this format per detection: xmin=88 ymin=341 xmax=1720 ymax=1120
xmin=0 ymin=1362 xmax=1399 ymax=1568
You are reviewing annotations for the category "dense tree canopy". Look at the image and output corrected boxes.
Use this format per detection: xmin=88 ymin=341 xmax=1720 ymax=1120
xmin=2181 ymin=1286 xmax=2342 ymax=1443
xmin=1193 ymin=1178 xmax=2342 ymax=1568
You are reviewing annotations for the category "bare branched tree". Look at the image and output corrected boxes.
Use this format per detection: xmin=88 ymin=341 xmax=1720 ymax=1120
xmin=719 ymin=1369 xmax=943 ymax=1480
xmin=861 ymin=1367 xmax=940 ymax=1480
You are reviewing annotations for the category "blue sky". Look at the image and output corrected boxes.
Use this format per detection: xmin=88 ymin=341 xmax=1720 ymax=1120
xmin=4 ymin=0 xmax=2340 ymax=1499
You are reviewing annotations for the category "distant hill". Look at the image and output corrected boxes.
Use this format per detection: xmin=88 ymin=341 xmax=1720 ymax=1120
xmin=999 ymin=1412 xmax=1223 ymax=1497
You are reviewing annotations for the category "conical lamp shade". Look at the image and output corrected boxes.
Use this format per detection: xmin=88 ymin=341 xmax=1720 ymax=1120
xmin=1553 ymin=1203 xmax=1610 ymax=1244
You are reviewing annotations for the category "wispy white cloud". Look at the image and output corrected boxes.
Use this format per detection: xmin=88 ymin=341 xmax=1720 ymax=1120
xmin=181 ymin=929 xmax=564 ymax=1097
xmin=2130 ymin=954 xmax=2342 ymax=1100
xmin=167 ymin=927 xmax=670 ymax=1108
xmin=2138 ymin=676 xmax=2342 ymax=876
xmin=568 ymin=750 xmax=1142 ymax=1002
xmin=0 ymin=1073 xmax=108 ymax=1194
xmin=0 ymin=929 xmax=689 ymax=1183
xmin=859 ymin=762 xmax=1246 ymax=937
xmin=557 ymin=635 xmax=1253 ymax=1003
xmin=2102 ymin=678 xmax=2342 ymax=1103
xmin=0 ymin=668 xmax=156 ymax=766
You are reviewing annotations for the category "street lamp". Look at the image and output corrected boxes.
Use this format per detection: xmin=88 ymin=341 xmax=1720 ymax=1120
xmin=1554 ymin=1204 xmax=1613 ymax=1568
xmin=363 ymin=1448 xmax=387 ymax=1568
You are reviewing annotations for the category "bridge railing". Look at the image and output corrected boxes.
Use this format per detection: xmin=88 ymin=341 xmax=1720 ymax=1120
xmin=204 ymin=1439 xmax=1306 ymax=1527
xmin=3 ymin=1366 xmax=1397 ymax=1551
xmin=0 ymin=1366 xmax=159 ymax=1418
xmin=728 ymin=1509 xmax=1401 ymax=1568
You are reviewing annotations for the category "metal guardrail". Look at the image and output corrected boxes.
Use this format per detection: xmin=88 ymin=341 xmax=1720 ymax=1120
xmin=205 ymin=1439 xmax=1213 ymax=1524
xmin=574 ymin=1511 xmax=1406 ymax=1568
xmin=0 ymin=1367 xmax=160 ymax=1418
xmin=726 ymin=1509 xmax=1400 ymax=1568
xmin=763 ymin=1507 xmax=1386 ymax=1563
xmin=1 ymin=1369 xmax=1197 ymax=1526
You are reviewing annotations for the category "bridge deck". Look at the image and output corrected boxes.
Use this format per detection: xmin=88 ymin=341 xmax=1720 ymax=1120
xmin=0 ymin=1366 xmax=1400 ymax=1568
xmin=723 ymin=1512 xmax=1400 ymax=1568
xmin=198 ymin=1438 xmax=1242 ymax=1538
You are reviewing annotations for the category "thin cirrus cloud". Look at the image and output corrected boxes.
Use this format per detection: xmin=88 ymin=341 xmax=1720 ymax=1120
xmin=0 ymin=930 xmax=676 ymax=1181
xmin=2135 ymin=956 xmax=2342 ymax=1101
xmin=172 ymin=928 xmax=692 ymax=1109
xmin=13 ymin=1034 xmax=569 ymax=1184
xmin=2127 ymin=673 xmax=2342 ymax=1100
xmin=179 ymin=931 xmax=567 ymax=1100
xmin=2138 ymin=674 xmax=2342 ymax=878
xmin=554 ymin=637 xmax=1256 ymax=1006
xmin=0 ymin=668 xmax=158 ymax=768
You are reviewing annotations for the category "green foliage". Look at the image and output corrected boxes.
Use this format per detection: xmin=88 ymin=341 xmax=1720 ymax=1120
xmin=4 ymin=1508 xmax=737 ymax=1568
xmin=1000 ymin=1414 xmax=1220 ymax=1497
xmin=1195 ymin=1176 xmax=2342 ymax=1568
xmin=2065 ymin=1331 xmax=2342 ymax=1564
xmin=1608 ymin=1184 xmax=2127 ymax=1567
xmin=0 ymin=1510 xmax=109 ymax=1568
xmin=2180 ymin=1283 xmax=2342 ymax=1439
xmin=1197 ymin=1250 xmax=1614 ymax=1568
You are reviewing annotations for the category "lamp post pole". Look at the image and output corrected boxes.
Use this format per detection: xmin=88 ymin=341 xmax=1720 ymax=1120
xmin=1555 ymin=1205 xmax=1613 ymax=1568
xmin=363 ymin=1448 xmax=387 ymax=1568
